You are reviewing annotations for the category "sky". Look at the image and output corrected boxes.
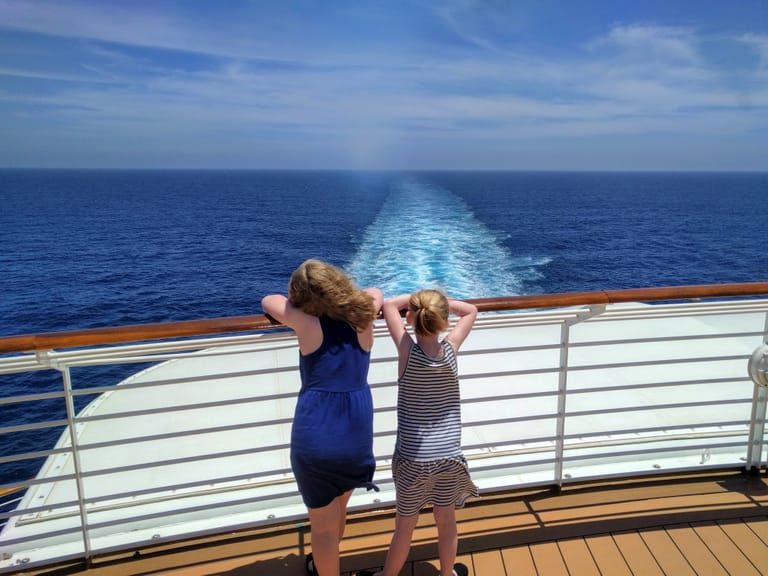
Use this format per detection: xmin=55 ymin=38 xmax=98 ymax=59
xmin=0 ymin=0 xmax=766 ymax=171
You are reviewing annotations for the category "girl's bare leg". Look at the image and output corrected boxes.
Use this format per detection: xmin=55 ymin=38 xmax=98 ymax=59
xmin=433 ymin=505 xmax=458 ymax=576
xmin=308 ymin=491 xmax=352 ymax=575
xmin=379 ymin=512 xmax=419 ymax=576
xmin=337 ymin=489 xmax=353 ymax=540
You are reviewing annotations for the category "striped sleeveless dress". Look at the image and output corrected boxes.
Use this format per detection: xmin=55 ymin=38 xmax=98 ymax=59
xmin=392 ymin=339 xmax=478 ymax=516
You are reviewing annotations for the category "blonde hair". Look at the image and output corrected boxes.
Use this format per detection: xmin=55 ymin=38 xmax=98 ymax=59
xmin=288 ymin=259 xmax=376 ymax=331
xmin=409 ymin=289 xmax=449 ymax=336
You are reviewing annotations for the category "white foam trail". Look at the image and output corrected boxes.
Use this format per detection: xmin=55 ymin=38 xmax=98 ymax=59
xmin=346 ymin=177 xmax=550 ymax=299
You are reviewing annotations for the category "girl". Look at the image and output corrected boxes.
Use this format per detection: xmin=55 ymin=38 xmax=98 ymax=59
xmin=261 ymin=259 xmax=383 ymax=576
xmin=360 ymin=290 xmax=477 ymax=576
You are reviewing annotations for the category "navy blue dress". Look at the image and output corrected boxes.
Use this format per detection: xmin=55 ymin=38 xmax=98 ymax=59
xmin=290 ymin=316 xmax=378 ymax=508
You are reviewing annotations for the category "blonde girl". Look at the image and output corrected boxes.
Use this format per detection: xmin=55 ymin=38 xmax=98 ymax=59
xmin=359 ymin=290 xmax=477 ymax=576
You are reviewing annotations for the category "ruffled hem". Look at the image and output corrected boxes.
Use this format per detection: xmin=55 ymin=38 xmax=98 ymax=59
xmin=392 ymin=454 xmax=479 ymax=516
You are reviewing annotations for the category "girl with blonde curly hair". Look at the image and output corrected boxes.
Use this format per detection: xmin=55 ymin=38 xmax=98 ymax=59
xmin=262 ymin=259 xmax=383 ymax=576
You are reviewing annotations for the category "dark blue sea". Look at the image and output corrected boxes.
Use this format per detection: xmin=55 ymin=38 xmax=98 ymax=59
xmin=1 ymin=169 xmax=767 ymax=486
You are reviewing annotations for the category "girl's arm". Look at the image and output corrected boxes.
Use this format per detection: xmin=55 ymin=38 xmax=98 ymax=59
xmin=365 ymin=287 xmax=384 ymax=318
xmin=261 ymin=294 xmax=321 ymax=354
xmin=382 ymin=294 xmax=413 ymax=353
xmin=383 ymin=294 xmax=413 ymax=377
xmin=261 ymin=294 xmax=298 ymax=327
xmin=445 ymin=299 xmax=477 ymax=352
xmin=357 ymin=287 xmax=384 ymax=352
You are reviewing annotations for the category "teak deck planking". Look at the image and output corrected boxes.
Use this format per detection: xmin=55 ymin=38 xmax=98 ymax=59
xmin=16 ymin=469 xmax=768 ymax=576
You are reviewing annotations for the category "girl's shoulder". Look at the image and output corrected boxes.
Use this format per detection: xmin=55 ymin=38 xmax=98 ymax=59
xmin=441 ymin=337 xmax=456 ymax=353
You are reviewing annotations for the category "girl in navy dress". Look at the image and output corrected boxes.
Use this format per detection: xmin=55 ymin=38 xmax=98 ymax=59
xmin=359 ymin=289 xmax=477 ymax=576
xmin=262 ymin=259 xmax=383 ymax=576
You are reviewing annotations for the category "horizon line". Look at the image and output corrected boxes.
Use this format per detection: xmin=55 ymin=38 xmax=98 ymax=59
xmin=1 ymin=167 xmax=767 ymax=174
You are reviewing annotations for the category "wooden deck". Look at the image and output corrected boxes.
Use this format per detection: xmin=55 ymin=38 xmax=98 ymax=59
xmin=17 ymin=469 xmax=768 ymax=576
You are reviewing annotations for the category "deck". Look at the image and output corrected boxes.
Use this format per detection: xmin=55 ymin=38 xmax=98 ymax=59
xmin=4 ymin=284 xmax=768 ymax=575
xmin=17 ymin=469 xmax=768 ymax=576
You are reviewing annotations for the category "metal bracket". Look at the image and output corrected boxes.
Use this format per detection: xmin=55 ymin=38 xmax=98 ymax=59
xmin=34 ymin=349 xmax=63 ymax=371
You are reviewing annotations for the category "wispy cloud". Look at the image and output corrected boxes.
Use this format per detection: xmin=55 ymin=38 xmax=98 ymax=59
xmin=0 ymin=1 xmax=766 ymax=169
xmin=589 ymin=25 xmax=700 ymax=64
xmin=741 ymin=33 xmax=768 ymax=70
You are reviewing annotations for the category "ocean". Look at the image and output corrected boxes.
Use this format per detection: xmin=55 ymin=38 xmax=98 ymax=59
xmin=1 ymin=169 xmax=767 ymax=485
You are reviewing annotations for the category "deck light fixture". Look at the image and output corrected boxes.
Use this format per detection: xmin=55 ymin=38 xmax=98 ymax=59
xmin=749 ymin=343 xmax=768 ymax=388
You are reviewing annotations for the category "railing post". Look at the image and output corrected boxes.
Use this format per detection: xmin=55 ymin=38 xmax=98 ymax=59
xmin=554 ymin=322 xmax=569 ymax=489
xmin=554 ymin=305 xmax=606 ymax=488
xmin=52 ymin=355 xmax=93 ymax=566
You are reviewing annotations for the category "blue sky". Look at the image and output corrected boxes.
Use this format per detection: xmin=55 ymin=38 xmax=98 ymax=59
xmin=0 ymin=0 xmax=766 ymax=170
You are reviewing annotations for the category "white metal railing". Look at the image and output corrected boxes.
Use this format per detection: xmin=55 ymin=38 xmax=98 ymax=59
xmin=1 ymin=296 xmax=767 ymax=571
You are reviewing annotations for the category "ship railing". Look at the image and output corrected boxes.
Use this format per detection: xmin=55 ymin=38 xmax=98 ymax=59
xmin=0 ymin=282 xmax=767 ymax=571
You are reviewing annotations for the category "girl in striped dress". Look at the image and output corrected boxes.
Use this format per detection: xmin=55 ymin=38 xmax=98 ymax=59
xmin=359 ymin=290 xmax=478 ymax=576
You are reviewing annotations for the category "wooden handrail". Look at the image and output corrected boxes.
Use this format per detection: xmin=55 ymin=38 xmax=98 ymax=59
xmin=1 ymin=282 xmax=766 ymax=354
xmin=476 ymin=281 xmax=768 ymax=312
xmin=0 ymin=486 xmax=23 ymax=499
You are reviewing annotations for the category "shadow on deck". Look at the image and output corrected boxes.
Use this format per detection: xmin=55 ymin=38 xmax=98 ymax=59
xmin=18 ymin=469 xmax=768 ymax=576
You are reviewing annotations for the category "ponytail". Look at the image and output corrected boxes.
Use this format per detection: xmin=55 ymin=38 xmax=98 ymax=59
xmin=409 ymin=289 xmax=449 ymax=336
